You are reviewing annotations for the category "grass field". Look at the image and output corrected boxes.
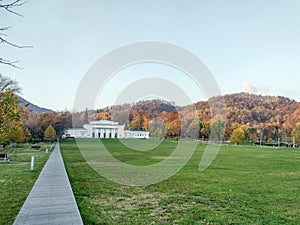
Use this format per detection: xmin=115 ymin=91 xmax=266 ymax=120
xmin=61 ymin=139 xmax=300 ymax=224
xmin=0 ymin=143 xmax=53 ymax=225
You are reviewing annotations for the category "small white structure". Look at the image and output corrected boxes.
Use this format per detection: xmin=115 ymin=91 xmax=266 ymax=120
xmin=63 ymin=120 xmax=149 ymax=139
xmin=124 ymin=130 xmax=149 ymax=139
xmin=64 ymin=128 xmax=89 ymax=138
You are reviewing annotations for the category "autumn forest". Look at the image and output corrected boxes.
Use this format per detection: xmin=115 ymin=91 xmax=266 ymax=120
xmin=14 ymin=92 xmax=300 ymax=146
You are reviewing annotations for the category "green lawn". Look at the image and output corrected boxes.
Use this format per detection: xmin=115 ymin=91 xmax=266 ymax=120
xmin=61 ymin=139 xmax=300 ymax=224
xmin=0 ymin=143 xmax=53 ymax=225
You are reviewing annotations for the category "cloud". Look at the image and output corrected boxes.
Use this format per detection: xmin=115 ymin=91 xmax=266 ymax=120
xmin=242 ymin=82 xmax=257 ymax=93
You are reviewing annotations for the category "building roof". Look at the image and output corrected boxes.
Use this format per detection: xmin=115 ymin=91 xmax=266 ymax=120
xmin=89 ymin=120 xmax=119 ymax=125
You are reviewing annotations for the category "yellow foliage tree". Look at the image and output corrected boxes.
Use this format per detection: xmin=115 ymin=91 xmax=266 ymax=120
xmin=230 ymin=128 xmax=245 ymax=145
xmin=44 ymin=125 xmax=57 ymax=142
xmin=0 ymin=91 xmax=22 ymax=145
xmin=8 ymin=124 xmax=25 ymax=143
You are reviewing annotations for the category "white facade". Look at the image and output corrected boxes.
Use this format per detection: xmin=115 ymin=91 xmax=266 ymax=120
xmin=83 ymin=120 xmax=125 ymax=138
xmin=124 ymin=130 xmax=149 ymax=139
xmin=63 ymin=128 xmax=89 ymax=138
xmin=64 ymin=120 xmax=149 ymax=139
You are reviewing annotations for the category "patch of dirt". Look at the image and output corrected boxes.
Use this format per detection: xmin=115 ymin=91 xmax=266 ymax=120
xmin=89 ymin=188 xmax=212 ymax=223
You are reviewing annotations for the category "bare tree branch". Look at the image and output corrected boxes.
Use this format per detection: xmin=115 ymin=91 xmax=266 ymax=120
xmin=0 ymin=27 xmax=10 ymax=33
xmin=0 ymin=73 xmax=21 ymax=93
xmin=0 ymin=58 xmax=23 ymax=69
xmin=0 ymin=0 xmax=31 ymax=68
xmin=0 ymin=0 xmax=26 ymax=17
xmin=0 ymin=32 xmax=32 ymax=48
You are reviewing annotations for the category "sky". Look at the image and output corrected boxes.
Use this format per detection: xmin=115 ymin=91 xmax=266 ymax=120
xmin=1 ymin=0 xmax=300 ymax=111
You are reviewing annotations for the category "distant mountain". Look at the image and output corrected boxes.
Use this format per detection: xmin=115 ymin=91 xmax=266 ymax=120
xmin=18 ymin=96 xmax=54 ymax=113
xmin=222 ymin=93 xmax=299 ymax=125
xmin=92 ymin=92 xmax=300 ymax=132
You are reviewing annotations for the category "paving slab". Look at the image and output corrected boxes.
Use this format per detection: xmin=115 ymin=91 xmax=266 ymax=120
xmin=13 ymin=142 xmax=83 ymax=225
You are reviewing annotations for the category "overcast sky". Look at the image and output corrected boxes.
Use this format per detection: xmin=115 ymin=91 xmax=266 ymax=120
xmin=1 ymin=0 xmax=300 ymax=111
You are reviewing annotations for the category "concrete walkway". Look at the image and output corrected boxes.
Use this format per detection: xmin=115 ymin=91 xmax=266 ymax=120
xmin=13 ymin=142 xmax=83 ymax=225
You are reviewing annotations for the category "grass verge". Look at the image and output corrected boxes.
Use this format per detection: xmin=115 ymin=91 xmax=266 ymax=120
xmin=0 ymin=143 xmax=53 ymax=224
xmin=61 ymin=139 xmax=300 ymax=224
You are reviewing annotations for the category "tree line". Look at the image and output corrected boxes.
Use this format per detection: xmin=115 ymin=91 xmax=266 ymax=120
xmin=90 ymin=94 xmax=300 ymax=145
xmin=1 ymin=75 xmax=300 ymax=146
xmin=0 ymin=74 xmax=62 ymax=145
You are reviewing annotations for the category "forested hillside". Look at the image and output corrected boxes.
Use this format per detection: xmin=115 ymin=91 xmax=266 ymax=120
xmin=17 ymin=93 xmax=300 ymax=145
xmin=91 ymin=93 xmax=300 ymax=144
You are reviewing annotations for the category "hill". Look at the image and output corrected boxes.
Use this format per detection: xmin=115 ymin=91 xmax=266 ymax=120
xmin=19 ymin=92 xmax=300 ymax=143
xmin=195 ymin=92 xmax=299 ymax=125
xmin=90 ymin=93 xmax=300 ymax=142
xmin=94 ymin=93 xmax=300 ymax=126
xmin=18 ymin=96 xmax=54 ymax=114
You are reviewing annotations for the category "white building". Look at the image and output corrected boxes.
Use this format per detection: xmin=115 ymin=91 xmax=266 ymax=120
xmin=63 ymin=120 xmax=149 ymax=139
xmin=64 ymin=128 xmax=89 ymax=138
xmin=124 ymin=130 xmax=149 ymax=139
xmin=84 ymin=120 xmax=125 ymax=138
